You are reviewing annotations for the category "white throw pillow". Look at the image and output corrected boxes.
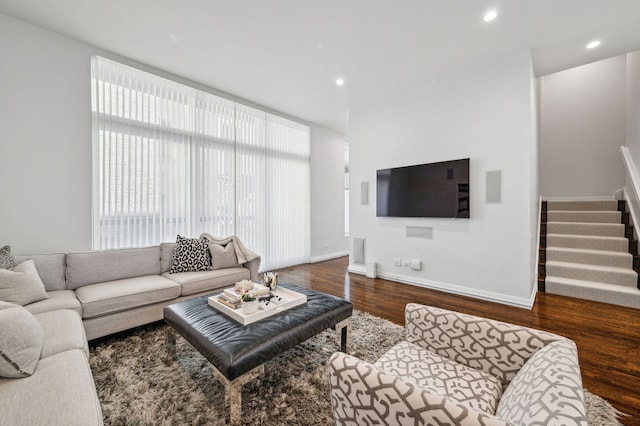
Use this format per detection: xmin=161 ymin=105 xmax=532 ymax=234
xmin=209 ymin=241 xmax=240 ymax=270
xmin=0 ymin=301 xmax=44 ymax=378
xmin=0 ymin=259 xmax=49 ymax=305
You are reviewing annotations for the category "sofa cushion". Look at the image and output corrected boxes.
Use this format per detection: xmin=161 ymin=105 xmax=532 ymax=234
xmin=34 ymin=309 xmax=89 ymax=359
xmin=0 ymin=301 xmax=43 ymax=378
xmin=209 ymin=241 xmax=241 ymax=270
xmin=0 ymin=259 xmax=48 ymax=305
xmin=170 ymin=235 xmax=211 ymax=273
xmin=24 ymin=290 xmax=82 ymax=316
xmin=75 ymin=275 xmax=181 ymax=319
xmin=14 ymin=253 xmax=67 ymax=291
xmin=0 ymin=349 xmax=103 ymax=425
xmin=496 ymin=339 xmax=587 ymax=425
xmin=374 ymin=341 xmax=503 ymax=415
xmin=163 ymin=267 xmax=250 ymax=296
xmin=66 ymin=246 xmax=161 ymax=290
xmin=0 ymin=245 xmax=17 ymax=270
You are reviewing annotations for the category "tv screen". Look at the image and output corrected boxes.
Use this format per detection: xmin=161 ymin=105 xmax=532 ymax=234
xmin=376 ymin=158 xmax=469 ymax=218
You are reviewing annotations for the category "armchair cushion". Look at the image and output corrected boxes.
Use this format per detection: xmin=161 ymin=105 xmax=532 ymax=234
xmin=329 ymin=352 xmax=510 ymax=426
xmin=496 ymin=340 xmax=587 ymax=425
xmin=374 ymin=341 xmax=503 ymax=414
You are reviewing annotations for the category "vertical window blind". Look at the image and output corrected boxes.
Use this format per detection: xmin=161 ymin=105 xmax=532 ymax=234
xmin=91 ymin=56 xmax=310 ymax=270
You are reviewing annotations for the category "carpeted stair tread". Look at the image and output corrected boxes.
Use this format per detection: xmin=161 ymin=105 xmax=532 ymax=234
xmin=547 ymin=211 xmax=621 ymax=224
xmin=546 ymin=222 xmax=625 ymax=238
xmin=546 ymin=247 xmax=632 ymax=269
xmin=543 ymin=198 xmax=636 ymax=309
xmin=546 ymin=276 xmax=640 ymax=309
xmin=546 ymin=234 xmax=629 ymax=252
xmin=546 ymin=261 xmax=637 ymax=287
xmin=546 ymin=200 xmax=618 ymax=211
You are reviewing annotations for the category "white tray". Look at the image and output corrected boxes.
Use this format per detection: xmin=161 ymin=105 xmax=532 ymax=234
xmin=208 ymin=287 xmax=307 ymax=325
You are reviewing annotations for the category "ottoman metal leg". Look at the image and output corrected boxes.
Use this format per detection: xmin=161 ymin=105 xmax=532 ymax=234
xmin=211 ymin=364 xmax=265 ymax=425
xmin=334 ymin=318 xmax=351 ymax=353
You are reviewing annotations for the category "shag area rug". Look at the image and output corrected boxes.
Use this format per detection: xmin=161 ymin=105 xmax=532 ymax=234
xmin=90 ymin=311 xmax=623 ymax=425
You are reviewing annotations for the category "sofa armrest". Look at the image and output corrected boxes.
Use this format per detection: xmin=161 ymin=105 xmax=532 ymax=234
xmin=328 ymin=352 xmax=512 ymax=426
xmin=244 ymin=257 xmax=261 ymax=282
xmin=404 ymin=304 xmax=565 ymax=385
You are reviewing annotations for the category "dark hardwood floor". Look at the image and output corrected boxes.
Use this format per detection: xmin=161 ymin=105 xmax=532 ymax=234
xmin=280 ymin=256 xmax=640 ymax=424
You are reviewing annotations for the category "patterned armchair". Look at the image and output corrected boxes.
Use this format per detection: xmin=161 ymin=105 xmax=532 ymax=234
xmin=328 ymin=304 xmax=587 ymax=425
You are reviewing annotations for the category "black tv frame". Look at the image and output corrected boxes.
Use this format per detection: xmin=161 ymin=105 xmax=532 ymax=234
xmin=376 ymin=158 xmax=470 ymax=219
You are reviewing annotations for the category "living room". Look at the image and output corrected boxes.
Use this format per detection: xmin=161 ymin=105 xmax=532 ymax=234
xmin=1 ymin=1 xmax=640 ymax=425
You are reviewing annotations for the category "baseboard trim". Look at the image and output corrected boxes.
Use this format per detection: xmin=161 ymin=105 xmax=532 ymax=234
xmin=347 ymin=264 xmax=367 ymax=275
xmin=310 ymin=251 xmax=349 ymax=263
xmin=348 ymin=267 xmax=535 ymax=309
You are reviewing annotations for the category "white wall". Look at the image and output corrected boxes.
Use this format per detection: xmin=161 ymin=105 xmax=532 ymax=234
xmin=627 ymin=51 xmax=640 ymax=165
xmin=624 ymin=50 xmax=640 ymax=230
xmin=349 ymin=51 xmax=538 ymax=306
xmin=539 ymin=55 xmax=626 ymax=198
xmin=310 ymin=125 xmax=349 ymax=260
xmin=529 ymin=67 xmax=540 ymax=294
xmin=0 ymin=13 xmax=94 ymax=254
xmin=0 ymin=13 xmax=347 ymax=257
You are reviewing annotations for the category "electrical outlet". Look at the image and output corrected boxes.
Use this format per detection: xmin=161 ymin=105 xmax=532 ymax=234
xmin=410 ymin=259 xmax=421 ymax=270
xmin=393 ymin=258 xmax=402 ymax=266
xmin=401 ymin=259 xmax=410 ymax=267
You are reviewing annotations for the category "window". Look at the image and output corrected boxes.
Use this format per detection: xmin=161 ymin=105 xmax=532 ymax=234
xmin=91 ymin=56 xmax=310 ymax=270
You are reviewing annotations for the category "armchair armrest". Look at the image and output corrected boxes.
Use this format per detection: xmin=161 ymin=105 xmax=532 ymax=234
xmin=327 ymin=352 xmax=512 ymax=426
xmin=404 ymin=304 xmax=565 ymax=385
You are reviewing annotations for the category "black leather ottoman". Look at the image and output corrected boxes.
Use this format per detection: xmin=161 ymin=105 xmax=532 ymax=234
xmin=163 ymin=282 xmax=353 ymax=425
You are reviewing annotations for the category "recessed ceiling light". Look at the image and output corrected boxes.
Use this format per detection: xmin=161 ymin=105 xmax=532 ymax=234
xmin=586 ymin=40 xmax=601 ymax=49
xmin=336 ymin=78 xmax=345 ymax=86
xmin=483 ymin=9 xmax=498 ymax=22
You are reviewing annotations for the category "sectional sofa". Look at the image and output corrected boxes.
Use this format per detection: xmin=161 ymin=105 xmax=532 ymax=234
xmin=0 ymin=300 xmax=103 ymax=425
xmin=16 ymin=241 xmax=260 ymax=340
xmin=0 ymin=238 xmax=260 ymax=425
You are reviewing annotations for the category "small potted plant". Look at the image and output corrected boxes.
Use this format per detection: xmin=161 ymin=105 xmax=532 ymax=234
xmin=241 ymin=290 xmax=259 ymax=314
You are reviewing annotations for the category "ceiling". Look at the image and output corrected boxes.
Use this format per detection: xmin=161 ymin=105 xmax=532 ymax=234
xmin=2 ymin=0 xmax=640 ymax=134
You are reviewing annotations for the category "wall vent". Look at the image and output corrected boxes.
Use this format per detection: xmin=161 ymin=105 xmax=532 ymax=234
xmin=406 ymin=226 xmax=433 ymax=239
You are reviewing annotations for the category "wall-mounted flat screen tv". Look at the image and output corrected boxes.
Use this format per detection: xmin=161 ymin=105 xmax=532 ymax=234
xmin=376 ymin=158 xmax=470 ymax=218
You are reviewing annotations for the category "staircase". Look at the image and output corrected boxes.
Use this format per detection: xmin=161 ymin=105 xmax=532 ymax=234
xmin=539 ymin=199 xmax=640 ymax=308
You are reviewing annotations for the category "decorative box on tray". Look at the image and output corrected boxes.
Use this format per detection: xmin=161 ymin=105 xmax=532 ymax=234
xmin=208 ymin=283 xmax=307 ymax=325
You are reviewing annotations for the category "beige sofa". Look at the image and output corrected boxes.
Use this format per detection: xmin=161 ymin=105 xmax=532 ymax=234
xmin=16 ymin=241 xmax=260 ymax=340
xmin=0 ymin=239 xmax=260 ymax=426
xmin=329 ymin=304 xmax=588 ymax=425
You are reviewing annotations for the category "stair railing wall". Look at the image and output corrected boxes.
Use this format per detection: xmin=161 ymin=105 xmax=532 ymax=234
xmin=535 ymin=195 xmax=543 ymax=291
xmin=621 ymin=146 xmax=640 ymax=241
